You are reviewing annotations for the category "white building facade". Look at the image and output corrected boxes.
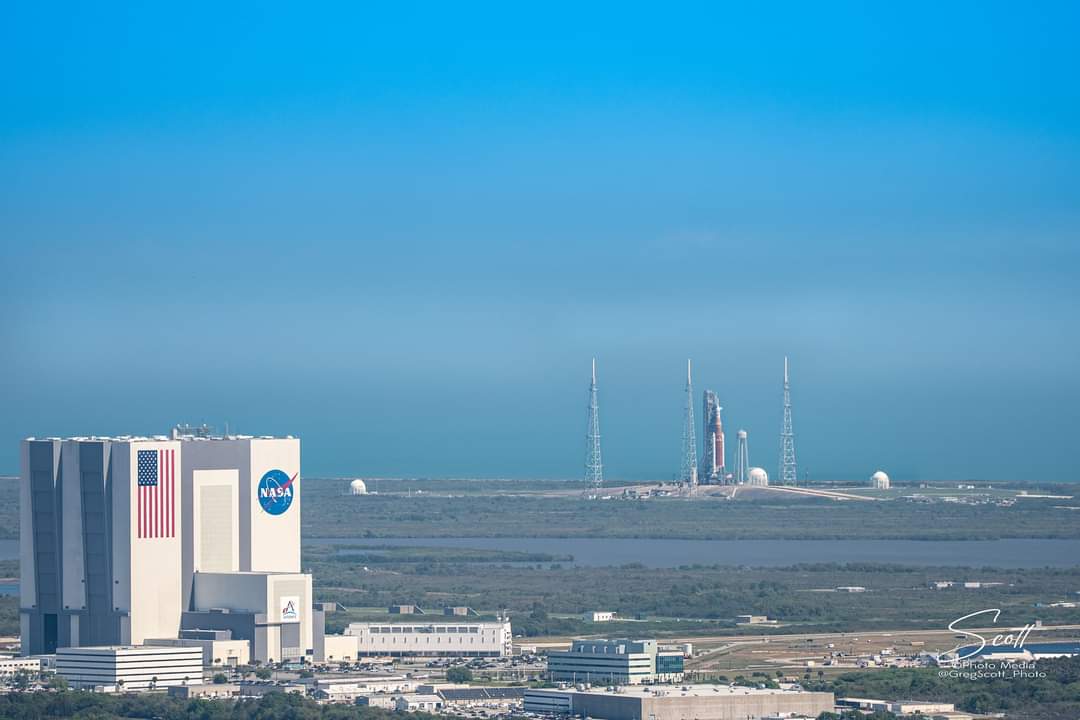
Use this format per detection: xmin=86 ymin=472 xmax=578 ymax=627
xmin=344 ymin=620 xmax=512 ymax=657
xmin=55 ymin=645 xmax=203 ymax=690
xmin=20 ymin=437 xmax=184 ymax=653
xmin=546 ymin=639 xmax=684 ymax=685
xmin=20 ymin=433 xmax=311 ymax=663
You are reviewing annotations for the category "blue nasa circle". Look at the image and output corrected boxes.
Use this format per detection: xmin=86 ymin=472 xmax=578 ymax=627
xmin=257 ymin=469 xmax=296 ymax=515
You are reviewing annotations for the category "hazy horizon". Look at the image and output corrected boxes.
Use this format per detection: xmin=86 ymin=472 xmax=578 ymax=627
xmin=3 ymin=4 xmax=1078 ymax=482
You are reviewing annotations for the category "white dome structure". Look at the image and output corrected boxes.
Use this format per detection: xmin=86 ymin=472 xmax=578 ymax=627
xmin=870 ymin=471 xmax=890 ymax=489
xmin=349 ymin=479 xmax=368 ymax=495
xmin=747 ymin=467 xmax=768 ymax=486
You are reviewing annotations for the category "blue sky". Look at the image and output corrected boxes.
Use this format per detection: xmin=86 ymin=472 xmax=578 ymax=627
xmin=2 ymin=2 xmax=1078 ymax=481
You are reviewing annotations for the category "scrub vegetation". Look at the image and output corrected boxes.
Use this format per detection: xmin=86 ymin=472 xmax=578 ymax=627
xmin=810 ymin=655 xmax=1080 ymax=720
xmin=300 ymin=478 xmax=1080 ymax=541
xmin=306 ymin=544 xmax=1080 ymax=637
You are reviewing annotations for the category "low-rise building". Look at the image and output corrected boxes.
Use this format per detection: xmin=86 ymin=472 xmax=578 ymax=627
xmin=355 ymin=695 xmax=397 ymax=709
xmin=168 ymin=683 xmax=239 ymax=699
xmin=317 ymin=634 xmax=360 ymax=663
xmin=145 ymin=630 xmax=250 ymax=667
xmin=56 ymin=645 xmax=204 ymax=690
xmin=584 ymin=611 xmax=616 ymax=622
xmin=736 ymin=615 xmax=770 ymax=625
xmin=547 ymin=639 xmax=684 ymax=685
xmin=839 ymin=697 xmax=956 ymax=714
xmin=395 ymin=693 xmax=444 ymax=711
xmin=443 ymin=606 xmax=478 ymax=616
xmin=438 ymin=687 xmax=527 ymax=709
xmin=236 ymin=681 xmax=305 ymax=696
xmin=525 ymin=684 xmax=835 ymax=720
xmin=0 ymin=655 xmax=43 ymax=677
xmin=389 ymin=605 xmax=424 ymax=614
xmin=313 ymin=674 xmax=419 ymax=702
xmin=344 ymin=619 xmax=512 ymax=657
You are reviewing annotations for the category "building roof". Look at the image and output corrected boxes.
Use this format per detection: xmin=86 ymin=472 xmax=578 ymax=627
xmin=532 ymin=684 xmax=827 ymax=699
xmin=56 ymin=645 xmax=202 ymax=655
xmin=440 ymin=688 xmax=527 ymax=701
xmin=314 ymin=674 xmax=410 ymax=687
xmin=399 ymin=693 xmax=443 ymax=702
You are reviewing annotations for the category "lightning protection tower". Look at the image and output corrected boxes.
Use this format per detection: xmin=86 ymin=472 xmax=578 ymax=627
xmin=779 ymin=356 xmax=798 ymax=486
xmin=735 ymin=430 xmax=749 ymax=484
xmin=680 ymin=359 xmax=698 ymax=489
xmin=585 ymin=358 xmax=603 ymax=492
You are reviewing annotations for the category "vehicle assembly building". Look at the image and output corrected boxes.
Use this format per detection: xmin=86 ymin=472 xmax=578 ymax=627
xmin=18 ymin=431 xmax=343 ymax=667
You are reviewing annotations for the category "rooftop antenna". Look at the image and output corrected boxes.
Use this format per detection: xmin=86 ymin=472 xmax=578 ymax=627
xmin=585 ymin=358 xmax=604 ymax=493
xmin=780 ymin=356 xmax=798 ymax=486
xmin=680 ymin=359 xmax=698 ymax=491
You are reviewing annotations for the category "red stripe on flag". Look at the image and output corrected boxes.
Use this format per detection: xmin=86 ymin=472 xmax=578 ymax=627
xmin=170 ymin=449 xmax=175 ymax=537
xmin=167 ymin=449 xmax=171 ymax=537
xmin=158 ymin=449 xmax=164 ymax=537
xmin=153 ymin=450 xmax=159 ymax=538
xmin=165 ymin=448 xmax=171 ymax=538
xmin=159 ymin=449 xmax=164 ymax=538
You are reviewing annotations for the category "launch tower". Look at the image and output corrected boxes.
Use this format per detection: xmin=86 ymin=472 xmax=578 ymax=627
xmin=779 ymin=356 xmax=798 ymax=486
xmin=680 ymin=360 xmax=698 ymax=489
xmin=585 ymin=358 xmax=603 ymax=491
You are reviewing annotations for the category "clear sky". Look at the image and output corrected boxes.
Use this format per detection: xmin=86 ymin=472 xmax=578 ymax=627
xmin=2 ymin=2 xmax=1078 ymax=481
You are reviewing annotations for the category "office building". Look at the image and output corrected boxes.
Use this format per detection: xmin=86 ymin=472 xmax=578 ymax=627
xmin=546 ymin=639 xmax=684 ymax=685
xmin=55 ymin=645 xmax=203 ymax=690
xmin=0 ymin=655 xmax=43 ymax=677
xmin=344 ymin=619 xmax=512 ymax=657
xmin=524 ymin=685 xmax=835 ymax=720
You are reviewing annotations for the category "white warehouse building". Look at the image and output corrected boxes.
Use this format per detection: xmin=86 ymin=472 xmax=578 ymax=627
xmin=344 ymin=619 xmax=513 ymax=657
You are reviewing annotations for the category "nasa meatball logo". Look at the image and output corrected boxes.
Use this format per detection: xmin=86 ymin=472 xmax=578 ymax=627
xmin=257 ymin=469 xmax=297 ymax=515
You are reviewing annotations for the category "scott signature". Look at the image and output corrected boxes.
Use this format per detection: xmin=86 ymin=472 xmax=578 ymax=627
xmin=940 ymin=608 xmax=1038 ymax=663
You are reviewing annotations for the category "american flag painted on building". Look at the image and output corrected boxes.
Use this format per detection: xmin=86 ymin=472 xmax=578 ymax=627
xmin=137 ymin=448 xmax=175 ymax=538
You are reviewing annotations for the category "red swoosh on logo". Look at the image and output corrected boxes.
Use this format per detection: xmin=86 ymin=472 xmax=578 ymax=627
xmin=281 ymin=472 xmax=298 ymax=492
